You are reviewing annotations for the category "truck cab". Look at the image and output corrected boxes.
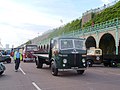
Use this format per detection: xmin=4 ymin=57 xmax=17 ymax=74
xmin=86 ymin=47 xmax=102 ymax=67
xmin=23 ymin=44 xmax=38 ymax=62
xmin=35 ymin=37 xmax=87 ymax=76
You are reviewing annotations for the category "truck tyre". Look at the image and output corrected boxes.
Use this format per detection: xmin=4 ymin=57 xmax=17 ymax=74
xmin=77 ymin=70 xmax=84 ymax=74
xmin=87 ymin=60 xmax=93 ymax=67
xmin=110 ymin=61 xmax=117 ymax=67
xmin=36 ymin=60 xmax=43 ymax=68
xmin=0 ymin=71 xmax=4 ymax=75
xmin=51 ymin=62 xmax=58 ymax=76
xmin=23 ymin=60 xmax=26 ymax=62
xmin=35 ymin=60 xmax=37 ymax=65
xmin=103 ymin=63 xmax=109 ymax=67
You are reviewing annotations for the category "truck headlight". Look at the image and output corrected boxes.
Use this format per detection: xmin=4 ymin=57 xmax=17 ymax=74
xmin=83 ymin=64 xmax=86 ymax=66
xmin=63 ymin=64 xmax=66 ymax=67
xmin=82 ymin=58 xmax=86 ymax=63
xmin=63 ymin=59 xmax=67 ymax=63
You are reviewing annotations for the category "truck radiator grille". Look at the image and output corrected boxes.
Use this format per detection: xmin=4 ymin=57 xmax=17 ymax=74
xmin=68 ymin=54 xmax=82 ymax=67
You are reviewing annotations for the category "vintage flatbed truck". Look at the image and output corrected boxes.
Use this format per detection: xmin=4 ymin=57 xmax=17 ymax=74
xmin=34 ymin=37 xmax=87 ymax=76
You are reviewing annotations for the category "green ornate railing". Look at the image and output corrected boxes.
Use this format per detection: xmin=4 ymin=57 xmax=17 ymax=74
xmin=39 ymin=18 xmax=120 ymax=46
xmin=65 ymin=18 xmax=119 ymax=37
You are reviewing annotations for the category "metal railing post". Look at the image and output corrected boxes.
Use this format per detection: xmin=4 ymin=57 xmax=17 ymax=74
xmin=115 ymin=18 xmax=119 ymax=55
xmin=96 ymin=31 xmax=99 ymax=48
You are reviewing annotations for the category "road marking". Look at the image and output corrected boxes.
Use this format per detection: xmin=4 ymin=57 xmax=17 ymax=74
xmin=19 ymin=67 xmax=26 ymax=75
xmin=32 ymin=82 xmax=42 ymax=90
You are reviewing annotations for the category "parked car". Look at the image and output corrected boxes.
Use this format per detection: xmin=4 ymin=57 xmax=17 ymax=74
xmin=0 ymin=62 xmax=6 ymax=75
xmin=0 ymin=52 xmax=11 ymax=63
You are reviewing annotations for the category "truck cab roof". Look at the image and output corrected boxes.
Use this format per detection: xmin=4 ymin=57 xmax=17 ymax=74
xmin=52 ymin=36 xmax=85 ymax=41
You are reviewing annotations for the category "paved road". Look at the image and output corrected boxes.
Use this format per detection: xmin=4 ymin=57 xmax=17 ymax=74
xmin=0 ymin=59 xmax=120 ymax=90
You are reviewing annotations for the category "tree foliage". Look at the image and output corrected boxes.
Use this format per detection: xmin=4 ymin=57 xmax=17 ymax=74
xmin=48 ymin=18 xmax=82 ymax=38
xmin=84 ymin=1 xmax=120 ymax=27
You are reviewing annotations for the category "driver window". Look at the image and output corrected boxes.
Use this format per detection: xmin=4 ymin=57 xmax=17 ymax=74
xmin=53 ymin=40 xmax=58 ymax=49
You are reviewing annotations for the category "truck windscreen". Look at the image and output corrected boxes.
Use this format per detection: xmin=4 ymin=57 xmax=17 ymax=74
xmin=61 ymin=39 xmax=73 ymax=50
xmin=74 ymin=40 xmax=84 ymax=49
xmin=95 ymin=50 xmax=101 ymax=54
xmin=60 ymin=39 xmax=85 ymax=50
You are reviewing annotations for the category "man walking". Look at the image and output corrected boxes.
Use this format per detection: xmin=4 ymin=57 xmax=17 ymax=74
xmin=14 ymin=48 xmax=22 ymax=72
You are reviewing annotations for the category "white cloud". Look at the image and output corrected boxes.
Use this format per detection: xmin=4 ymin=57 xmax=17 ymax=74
xmin=0 ymin=24 xmax=39 ymax=48
xmin=100 ymin=0 xmax=116 ymax=4
xmin=101 ymin=0 xmax=110 ymax=4
xmin=0 ymin=0 xmax=65 ymax=48
xmin=0 ymin=0 xmax=64 ymax=27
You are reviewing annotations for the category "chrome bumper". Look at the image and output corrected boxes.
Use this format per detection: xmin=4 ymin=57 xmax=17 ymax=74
xmin=58 ymin=68 xmax=87 ymax=71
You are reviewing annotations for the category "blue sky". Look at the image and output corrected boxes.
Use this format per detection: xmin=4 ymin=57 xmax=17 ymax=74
xmin=0 ymin=0 xmax=115 ymax=48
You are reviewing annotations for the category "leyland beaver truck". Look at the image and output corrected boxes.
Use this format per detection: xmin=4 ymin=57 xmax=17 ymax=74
xmin=34 ymin=37 xmax=87 ymax=76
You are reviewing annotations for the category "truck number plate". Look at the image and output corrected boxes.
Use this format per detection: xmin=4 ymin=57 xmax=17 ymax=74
xmin=71 ymin=67 xmax=78 ymax=69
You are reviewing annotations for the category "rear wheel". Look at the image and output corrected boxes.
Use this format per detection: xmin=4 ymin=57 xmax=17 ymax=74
xmin=36 ymin=59 xmax=43 ymax=68
xmin=103 ymin=63 xmax=109 ymax=67
xmin=77 ymin=70 xmax=85 ymax=74
xmin=51 ymin=61 xmax=58 ymax=76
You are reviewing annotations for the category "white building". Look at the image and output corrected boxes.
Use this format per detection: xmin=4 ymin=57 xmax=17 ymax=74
xmin=0 ymin=39 xmax=3 ymax=50
xmin=6 ymin=44 xmax=9 ymax=50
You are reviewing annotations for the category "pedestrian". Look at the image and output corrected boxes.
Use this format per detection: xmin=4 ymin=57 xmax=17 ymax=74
xmin=14 ymin=48 xmax=22 ymax=72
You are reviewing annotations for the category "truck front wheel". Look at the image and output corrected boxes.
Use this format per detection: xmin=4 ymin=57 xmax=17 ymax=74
xmin=110 ymin=61 xmax=117 ymax=67
xmin=51 ymin=62 xmax=58 ymax=76
xmin=87 ymin=60 xmax=93 ymax=67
